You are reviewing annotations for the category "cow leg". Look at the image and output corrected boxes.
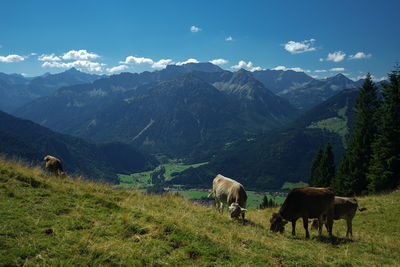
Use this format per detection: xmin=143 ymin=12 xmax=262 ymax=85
xmin=303 ymin=217 xmax=310 ymax=239
xmin=318 ymin=217 xmax=323 ymax=236
xmin=346 ymin=218 xmax=352 ymax=237
xmin=219 ymin=202 xmax=224 ymax=214
xmin=291 ymin=220 xmax=296 ymax=236
xmin=326 ymin=217 xmax=333 ymax=237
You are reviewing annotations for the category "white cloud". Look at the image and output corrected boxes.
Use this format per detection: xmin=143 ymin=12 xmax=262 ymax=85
xmin=0 ymin=54 xmax=25 ymax=63
xmin=38 ymin=53 xmax=61 ymax=62
xmin=231 ymin=60 xmax=264 ymax=72
xmin=330 ymin=67 xmax=345 ymax=72
xmin=62 ymin=49 xmax=100 ymax=61
xmin=176 ymin=58 xmax=199 ymax=65
xmin=42 ymin=60 xmax=105 ymax=72
xmin=284 ymin=39 xmax=316 ymax=54
xmin=190 ymin=25 xmax=201 ymax=32
xmin=327 ymin=51 xmax=346 ymax=62
xmin=314 ymin=69 xmax=327 ymax=73
xmin=152 ymin=59 xmax=174 ymax=69
xmin=30 ymin=52 xmax=37 ymax=56
xmin=106 ymin=64 xmax=129 ymax=73
xmin=209 ymin=58 xmax=228 ymax=65
xmin=272 ymin=65 xmax=309 ymax=73
xmin=121 ymin=56 xmax=154 ymax=65
xmin=349 ymin=52 xmax=372 ymax=60
xmin=319 ymin=58 xmax=324 ymax=62
xmin=225 ymin=36 xmax=233 ymax=41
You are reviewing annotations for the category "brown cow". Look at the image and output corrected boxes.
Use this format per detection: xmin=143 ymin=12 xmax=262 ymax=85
xmin=44 ymin=155 xmax=65 ymax=176
xmin=310 ymin=196 xmax=366 ymax=237
xmin=207 ymin=174 xmax=247 ymax=222
xmin=269 ymin=187 xmax=334 ymax=239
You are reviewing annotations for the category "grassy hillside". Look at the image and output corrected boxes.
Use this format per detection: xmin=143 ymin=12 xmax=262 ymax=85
xmin=1 ymin=158 xmax=399 ymax=266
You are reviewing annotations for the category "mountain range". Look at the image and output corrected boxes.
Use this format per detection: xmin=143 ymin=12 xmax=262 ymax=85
xmin=0 ymin=68 xmax=101 ymax=113
xmin=0 ymin=62 xmax=369 ymax=188
xmin=14 ymin=64 xmax=298 ymax=160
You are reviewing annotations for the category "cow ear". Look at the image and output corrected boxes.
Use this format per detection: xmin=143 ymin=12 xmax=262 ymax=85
xmin=240 ymin=208 xmax=247 ymax=213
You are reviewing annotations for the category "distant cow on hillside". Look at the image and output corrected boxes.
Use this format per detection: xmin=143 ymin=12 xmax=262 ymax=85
xmin=311 ymin=196 xmax=366 ymax=237
xmin=269 ymin=187 xmax=334 ymax=239
xmin=44 ymin=155 xmax=65 ymax=177
xmin=208 ymin=174 xmax=247 ymax=222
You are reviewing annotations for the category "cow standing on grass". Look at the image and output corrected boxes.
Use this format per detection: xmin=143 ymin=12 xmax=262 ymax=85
xmin=44 ymin=155 xmax=65 ymax=177
xmin=311 ymin=196 xmax=366 ymax=237
xmin=269 ymin=187 xmax=334 ymax=239
xmin=208 ymin=174 xmax=247 ymax=222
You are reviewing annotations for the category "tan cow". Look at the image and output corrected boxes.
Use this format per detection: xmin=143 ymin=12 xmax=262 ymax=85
xmin=207 ymin=174 xmax=247 ymax=222
xmin=44 ymin=155 xmax=65 ymax=176
xmin=310 ymin=196 xmax=366 ymax=237
xmin=269 ymin=187 xmax=334 ymax=239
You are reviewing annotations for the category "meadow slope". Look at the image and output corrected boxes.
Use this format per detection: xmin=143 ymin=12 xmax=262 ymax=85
xmin=0 ymin=159 xmax=399 ymax=266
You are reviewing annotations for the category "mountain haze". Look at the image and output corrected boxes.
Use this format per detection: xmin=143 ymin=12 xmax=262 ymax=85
xmin=15 ymin=64 xmax=298 ymax=160
xmin=0 ymin=68 xmax=101 ymax=112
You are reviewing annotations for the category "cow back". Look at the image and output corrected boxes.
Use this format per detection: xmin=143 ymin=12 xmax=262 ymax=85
xmin=280 ymin=187 xmax=334 ymax=221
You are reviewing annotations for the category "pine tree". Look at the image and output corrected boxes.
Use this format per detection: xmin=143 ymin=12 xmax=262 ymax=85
xmin=260 ymin=195 xmax=269 ymax=209
xmin=334 ymin=74 xmax=379 ymax=195
xmin=368 ymin=67 xmax=400 ymax=192
xmin=318 ymin=142 xmax=335 ymax=187
xmin=309 ymin=145 xmax=323 ymax=186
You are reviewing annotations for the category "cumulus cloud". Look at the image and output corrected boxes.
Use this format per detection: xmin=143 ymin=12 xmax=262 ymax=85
xmin=121 ymin=56 xmax=154 ymax=65
xmin=330 ymin=67 xmax=345 ymax=72
xmin=225 ymin=36 xmax=233 ymax=41
xmin=0 ymin=54 xmax=25 ymax=63
xmin=327 ymin=51 xmax=346 ymax=62
xmin=42 ymin=60 xmax=105 ymax=72
xmin=190 ymin=25 xmax=201 ymax=32
xmin=106 ymin=64 xmax=129 ymax=73
xmin=209 ymin=58 xmax=228 ymax=65
xmin=38 ymin=53 xmax=61 ymax=62
xmin=349 ymin=52 xmax=372 ymax=60
xmin=272 ymin=65 xmax=309 ymax=73
xmin=284 ymin=39 xmax=316 ymax=54
xmin=152 ymin=59 xmax=174 ymax=69
xmin=176 ymin=58 xmax=199 ymax=65
xmin=314 ymin=69 xmax=327 ymax=73
xmin=62 ymin=49 xmax=100 ymax=61
xmin=231 ymin=60 xmax=264 ymax=72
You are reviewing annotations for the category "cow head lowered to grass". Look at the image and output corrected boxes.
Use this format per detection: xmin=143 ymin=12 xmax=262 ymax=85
xmin=269 ymin=212 xmax=288 ymax=233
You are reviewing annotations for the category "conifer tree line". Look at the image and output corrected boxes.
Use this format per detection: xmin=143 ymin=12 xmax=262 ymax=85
xmin=308 ymin=66 xmax=400 ymax=196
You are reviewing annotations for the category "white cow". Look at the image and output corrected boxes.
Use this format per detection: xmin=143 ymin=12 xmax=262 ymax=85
xmin=208 ymin=174 xmax=247 ymax=222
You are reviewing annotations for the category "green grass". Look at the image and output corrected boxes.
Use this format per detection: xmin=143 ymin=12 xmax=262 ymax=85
xmin=117 ymin=162 xmax=207 ymax=189
xmin=307 ymin=106 xmax=350 ymax=146
xmin=1 ymin=158 xmax=399 ymax=266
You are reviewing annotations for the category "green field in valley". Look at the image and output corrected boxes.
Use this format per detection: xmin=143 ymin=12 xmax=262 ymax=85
xmin=117 ymin=162 xmax=208 ymax=189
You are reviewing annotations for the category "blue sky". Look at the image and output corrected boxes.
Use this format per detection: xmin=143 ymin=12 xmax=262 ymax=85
xmin=1 ymin=0 xmax=399 ymax=81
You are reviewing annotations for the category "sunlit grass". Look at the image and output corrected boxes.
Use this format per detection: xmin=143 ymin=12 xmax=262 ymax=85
xmin=1 ymin=158 xmax=399 ymax=266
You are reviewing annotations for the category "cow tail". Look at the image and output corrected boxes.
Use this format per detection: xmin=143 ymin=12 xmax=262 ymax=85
xmin=207 ymin=191 xmax=214 ymax=198
xmin=358 ymin=207 xmax=367 ymax=212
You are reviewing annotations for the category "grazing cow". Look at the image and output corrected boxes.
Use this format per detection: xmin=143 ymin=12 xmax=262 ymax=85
xmin=207 ymin=174 xmax=247 ymax=222
xmin=44 ymin=155 xmax=65 ymax=176
xmin=310 ymin=196 xmax=366 ymax=237
xmin=269 ymin=187 xmax=334 ymax=239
